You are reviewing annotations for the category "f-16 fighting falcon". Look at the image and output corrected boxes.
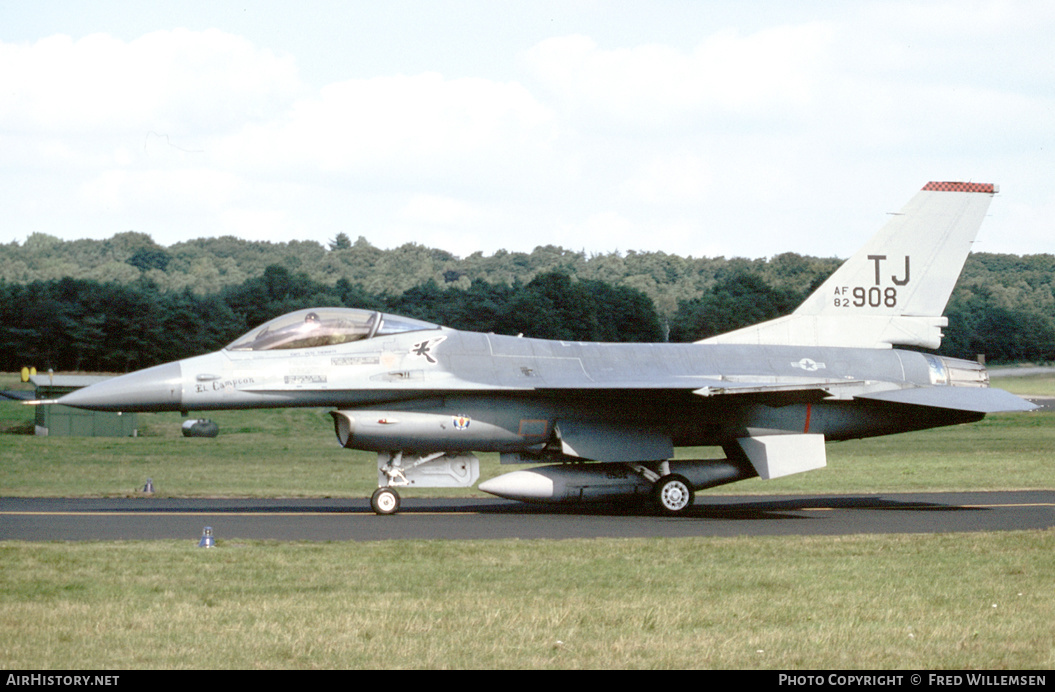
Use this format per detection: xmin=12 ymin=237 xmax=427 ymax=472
xmin=56 ymin=182 xmax=1035 ymax=514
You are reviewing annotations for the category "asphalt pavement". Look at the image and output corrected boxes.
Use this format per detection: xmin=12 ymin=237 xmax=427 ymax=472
xmin=2 ymin=491 xmax=1052 ymax=542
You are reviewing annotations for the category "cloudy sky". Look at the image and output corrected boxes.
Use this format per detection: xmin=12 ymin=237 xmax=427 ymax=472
xmin=2 ymin=1 xmax=1052 ymax=260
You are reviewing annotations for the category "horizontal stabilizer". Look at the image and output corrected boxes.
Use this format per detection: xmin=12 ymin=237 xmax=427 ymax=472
xmin=857 ymin=387 xmax=1037 ymax=413
xmin=736 ymin=434 xmax=827 ymax=479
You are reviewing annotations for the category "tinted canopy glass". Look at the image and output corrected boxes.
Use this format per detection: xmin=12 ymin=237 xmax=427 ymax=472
xmin=226 ymin=308 xmax=437 ymax=351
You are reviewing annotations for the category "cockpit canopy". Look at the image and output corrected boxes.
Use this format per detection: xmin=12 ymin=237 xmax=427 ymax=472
xmin=226 ymin=308 xmax=438 ymax=352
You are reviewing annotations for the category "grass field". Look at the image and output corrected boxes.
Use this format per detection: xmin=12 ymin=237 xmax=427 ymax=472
xmin=1 ymin=532 xmax=1052 ymax=669
xmin=1 ymin=371 xmax=1052 ymax=668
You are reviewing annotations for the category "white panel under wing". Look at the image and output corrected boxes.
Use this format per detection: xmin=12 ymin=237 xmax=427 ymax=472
xmin=736 ymin=434 xmax=827 ymax=480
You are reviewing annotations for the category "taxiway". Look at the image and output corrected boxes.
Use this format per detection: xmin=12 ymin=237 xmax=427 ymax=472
xmin=1 ymin=491 xmax=1051 ymax=542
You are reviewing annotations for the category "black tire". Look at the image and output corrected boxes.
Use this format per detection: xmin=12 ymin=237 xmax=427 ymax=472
xmin=653 ymin=474 xmax=694 ymax=514
xmin=370 ymin=487 xmax=401 ymax=515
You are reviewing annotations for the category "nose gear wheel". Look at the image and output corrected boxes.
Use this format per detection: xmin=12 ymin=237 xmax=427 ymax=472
xmin=371 ymin=487 xmax=401 ymax=515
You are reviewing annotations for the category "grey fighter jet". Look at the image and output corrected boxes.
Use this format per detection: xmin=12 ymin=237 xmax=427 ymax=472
xmin=56 ymin=181 xmax=1035 ymax=514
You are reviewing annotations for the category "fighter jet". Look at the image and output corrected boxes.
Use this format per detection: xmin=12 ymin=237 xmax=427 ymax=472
xmin=56 ymin=181 xmax=1035 ymax=514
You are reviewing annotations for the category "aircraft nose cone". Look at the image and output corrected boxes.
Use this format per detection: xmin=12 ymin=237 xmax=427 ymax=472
xmin=57 ymin=361 xmax=183 ymax=412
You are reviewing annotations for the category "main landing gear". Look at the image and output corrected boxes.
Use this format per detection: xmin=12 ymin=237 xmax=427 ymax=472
xmin=627 ymin=463 xmax=696 ymax=515
xmin=652 ymin=473 xmax=695 ymax=514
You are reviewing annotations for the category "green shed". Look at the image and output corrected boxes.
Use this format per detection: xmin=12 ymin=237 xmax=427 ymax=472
xmin=31 ymin=375 xmax=138 ymax=437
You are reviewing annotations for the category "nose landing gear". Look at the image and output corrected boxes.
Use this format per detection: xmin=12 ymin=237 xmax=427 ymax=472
xmin=370 ymin=487 xmax=401 ymax=515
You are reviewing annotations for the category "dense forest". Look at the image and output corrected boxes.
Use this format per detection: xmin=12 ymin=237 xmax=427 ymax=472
xmin=0 ymin=268 xmax=664 ymax=372
xmin=0 ymin=231 xmax=842 ymax=315
xmin=1 ymin=232 xmax=1052 ymax=372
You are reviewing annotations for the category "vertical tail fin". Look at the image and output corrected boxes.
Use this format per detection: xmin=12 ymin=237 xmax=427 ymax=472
xmin=700 ymin=182 xmax=997 ymax=349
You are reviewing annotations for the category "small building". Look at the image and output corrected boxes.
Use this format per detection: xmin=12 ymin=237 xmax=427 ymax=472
xmin=30 ymin=375 xmax=138 ymax=437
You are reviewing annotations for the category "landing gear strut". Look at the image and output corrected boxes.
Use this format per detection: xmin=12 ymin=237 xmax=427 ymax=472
xmin=627 ymin=463 xmax=696 ymax=515
xmin=367 ymin=450 xmax=481 ymax=515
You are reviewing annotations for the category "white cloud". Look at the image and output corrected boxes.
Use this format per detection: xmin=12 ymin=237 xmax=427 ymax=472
xmin=219 ymin=207 xmax=298 ymax=243
xmin=218 ymin=72 xmax=557 ymax=186
xmin=0 ymin=27 xmax=302 ymax=234
xmin=79 ymin=167 xmax=243 ymax=215
xmin=0 ymin=29 xmax=299 ymax=135
xmin=0 ymin=5 xmax=1051 ymax=260
xmin=620 ymin=154 xmax=713 ymax=205
xmin=398 ymin=195 xmax=484 ymax=228
xmin=520 ymin=24 xmax=832 ymax=130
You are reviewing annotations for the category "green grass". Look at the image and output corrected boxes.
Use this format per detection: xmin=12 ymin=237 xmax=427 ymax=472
xmin=1 ymin=532 xmax=1052 ymax=669
xmin=992 ymin=372 xmax=1055 ymax=397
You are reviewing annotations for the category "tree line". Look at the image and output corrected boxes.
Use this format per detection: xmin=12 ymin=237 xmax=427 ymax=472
xmin=0 ymin=231 xmax=843 ymax=317
xmin=2 ymin=232 xmax=1052 ymax=371
xmin=0 ymin=268 xmax=666 ymax=372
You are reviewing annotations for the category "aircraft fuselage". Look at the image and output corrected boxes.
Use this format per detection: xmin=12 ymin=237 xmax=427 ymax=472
xmin=59 ymin=325 xmax=989 ymax=453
